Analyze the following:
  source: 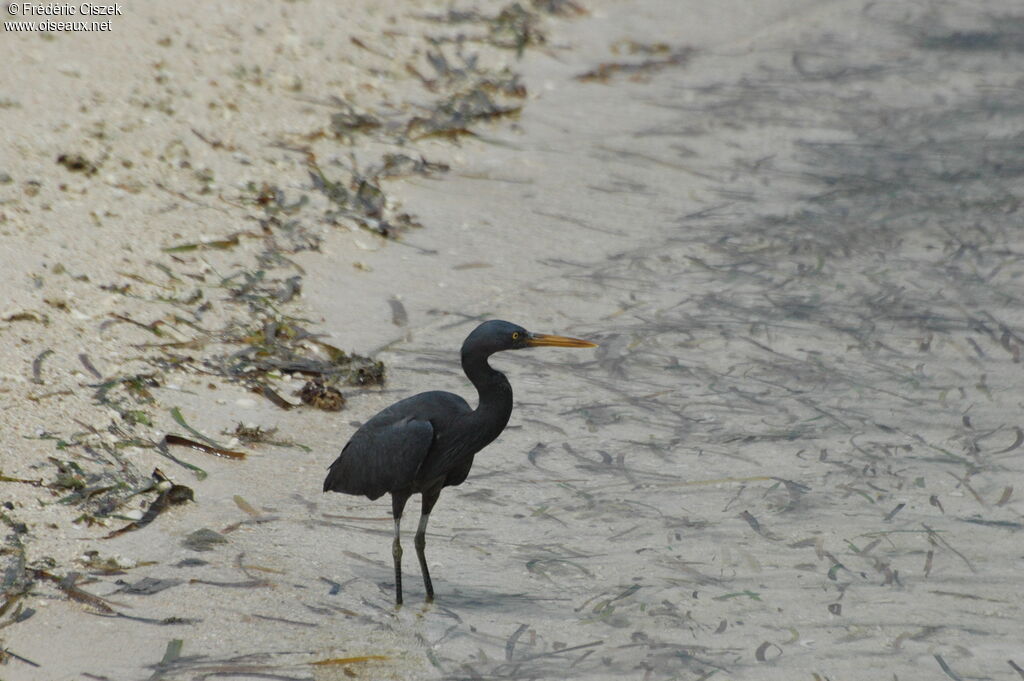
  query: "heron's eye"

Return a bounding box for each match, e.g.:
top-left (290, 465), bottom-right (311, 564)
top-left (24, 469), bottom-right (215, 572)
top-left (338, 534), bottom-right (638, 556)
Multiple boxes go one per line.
top-left (511, 332), bottom-right (520, 340)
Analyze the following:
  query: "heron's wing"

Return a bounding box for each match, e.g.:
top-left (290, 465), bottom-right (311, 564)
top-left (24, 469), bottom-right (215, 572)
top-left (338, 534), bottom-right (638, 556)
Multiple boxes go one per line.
top-left (323, 415), bottom-right (434, 500)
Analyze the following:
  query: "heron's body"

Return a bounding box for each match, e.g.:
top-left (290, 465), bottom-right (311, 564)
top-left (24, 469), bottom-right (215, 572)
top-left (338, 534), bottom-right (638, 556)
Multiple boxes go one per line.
top-left (323, 320), bottom-right (595, 604)
top-left (324, 374), bottom-right (510, 501)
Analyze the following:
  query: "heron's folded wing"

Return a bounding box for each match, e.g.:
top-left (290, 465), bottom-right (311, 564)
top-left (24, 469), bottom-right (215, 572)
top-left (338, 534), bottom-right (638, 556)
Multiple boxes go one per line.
top-left (323, 417), bottom-right (434, 499)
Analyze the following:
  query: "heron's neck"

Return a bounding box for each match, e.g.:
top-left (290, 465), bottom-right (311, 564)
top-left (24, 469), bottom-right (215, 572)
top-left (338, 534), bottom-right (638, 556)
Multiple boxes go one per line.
top-left (461, 350), bottom-right (513, 433)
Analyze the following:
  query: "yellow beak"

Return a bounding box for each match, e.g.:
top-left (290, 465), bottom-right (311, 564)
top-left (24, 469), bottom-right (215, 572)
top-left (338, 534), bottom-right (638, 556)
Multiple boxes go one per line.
top-left (525, 333), bottom-right (598, 348)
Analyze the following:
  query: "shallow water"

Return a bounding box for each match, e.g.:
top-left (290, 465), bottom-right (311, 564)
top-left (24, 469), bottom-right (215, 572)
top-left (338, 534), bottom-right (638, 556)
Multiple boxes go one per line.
top-left (297, 2), bottom-right (1024, 679)
top-left (306, 2), bottom-right (1024, 679)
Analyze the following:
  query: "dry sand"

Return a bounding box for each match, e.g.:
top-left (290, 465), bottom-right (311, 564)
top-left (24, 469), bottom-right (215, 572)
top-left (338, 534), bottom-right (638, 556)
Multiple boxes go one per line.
top-left (3, 0), bottom-right (1024, 679)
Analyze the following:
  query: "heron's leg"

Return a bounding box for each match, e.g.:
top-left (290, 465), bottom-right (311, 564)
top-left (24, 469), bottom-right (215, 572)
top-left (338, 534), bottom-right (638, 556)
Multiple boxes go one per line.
top-left (416, 486), bottom-right (442, 602)
top-left (391, 493), bottom-right (411, 606)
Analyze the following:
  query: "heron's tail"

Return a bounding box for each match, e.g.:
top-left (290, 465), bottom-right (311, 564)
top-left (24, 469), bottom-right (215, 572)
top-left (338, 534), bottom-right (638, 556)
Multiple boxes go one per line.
top-left (323, 456), bottom-right (345, 493)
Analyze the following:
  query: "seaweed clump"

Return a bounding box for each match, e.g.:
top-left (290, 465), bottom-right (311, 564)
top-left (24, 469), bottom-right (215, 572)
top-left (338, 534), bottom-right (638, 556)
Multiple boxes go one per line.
top-left (208, 318), bottom-right (383, 412)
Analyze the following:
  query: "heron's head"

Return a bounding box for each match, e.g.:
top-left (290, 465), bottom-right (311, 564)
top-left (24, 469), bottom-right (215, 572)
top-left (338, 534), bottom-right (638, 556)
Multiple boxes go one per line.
top-left (462, 320), bottom-right (597, 357)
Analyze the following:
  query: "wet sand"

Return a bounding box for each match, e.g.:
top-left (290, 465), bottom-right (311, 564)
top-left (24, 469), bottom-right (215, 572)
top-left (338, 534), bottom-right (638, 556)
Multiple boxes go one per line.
top-left (3, 0), bottom-right (1024, 679)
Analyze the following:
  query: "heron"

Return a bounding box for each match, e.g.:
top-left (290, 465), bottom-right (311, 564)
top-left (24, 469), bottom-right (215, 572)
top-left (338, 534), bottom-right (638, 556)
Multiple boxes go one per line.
top-left (323, 320), bottom-right (597, 604)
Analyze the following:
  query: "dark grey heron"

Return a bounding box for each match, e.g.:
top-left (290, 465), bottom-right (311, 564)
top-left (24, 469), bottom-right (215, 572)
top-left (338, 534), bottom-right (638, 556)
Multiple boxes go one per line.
top-left (323, 320), bottom-right (597, 604)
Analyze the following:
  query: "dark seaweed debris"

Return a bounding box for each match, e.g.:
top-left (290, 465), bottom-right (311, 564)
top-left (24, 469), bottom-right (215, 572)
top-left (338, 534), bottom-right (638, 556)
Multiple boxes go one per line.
top-left (10, 141), bottom-right (388, 608)
top-left (330, 104), bottom-right (383, 138)
top-left (371, 153), bottom-right (450, 179)
top-left (56, 152), bottom-right (99, 176)
top-left (92, 372), bottom-right (161, 426)
top-left (208, 318), bottom-right (384, 401)
top-left (406, 89), bottom-right (522, 140)
top-left (488, 3), bottom-right (544, 55)
top-left (297, 377), bottom-right (347, 412)
top-left (0, 647), bottom-right (40, 668)
top-left (227, 422), bottom-right (283, 446)
top-left (182, 529), bottom-right (228, 552)
top-left (105, 469), bottom-right (194, 539)
top-left (410, 49), bottom-right (527, 99)
top-left (305, 2), bottom-right (551, 253)
top-left (307, 155), bottom-right (425, 239)
top-left (165, 435), bottom-right (246, 460)
top-left (335, 6), bottom-right (537, 146)
top-left (47, 450), bottom-right (152, 523)
top-left (422, 1), bottom-right (563, 54)
top-left (1, 511), bottom-right (31, 631)
top-left (576, 47), bottom-right (696, 83)
top-left (531, 0), bottom-right (586, 16)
